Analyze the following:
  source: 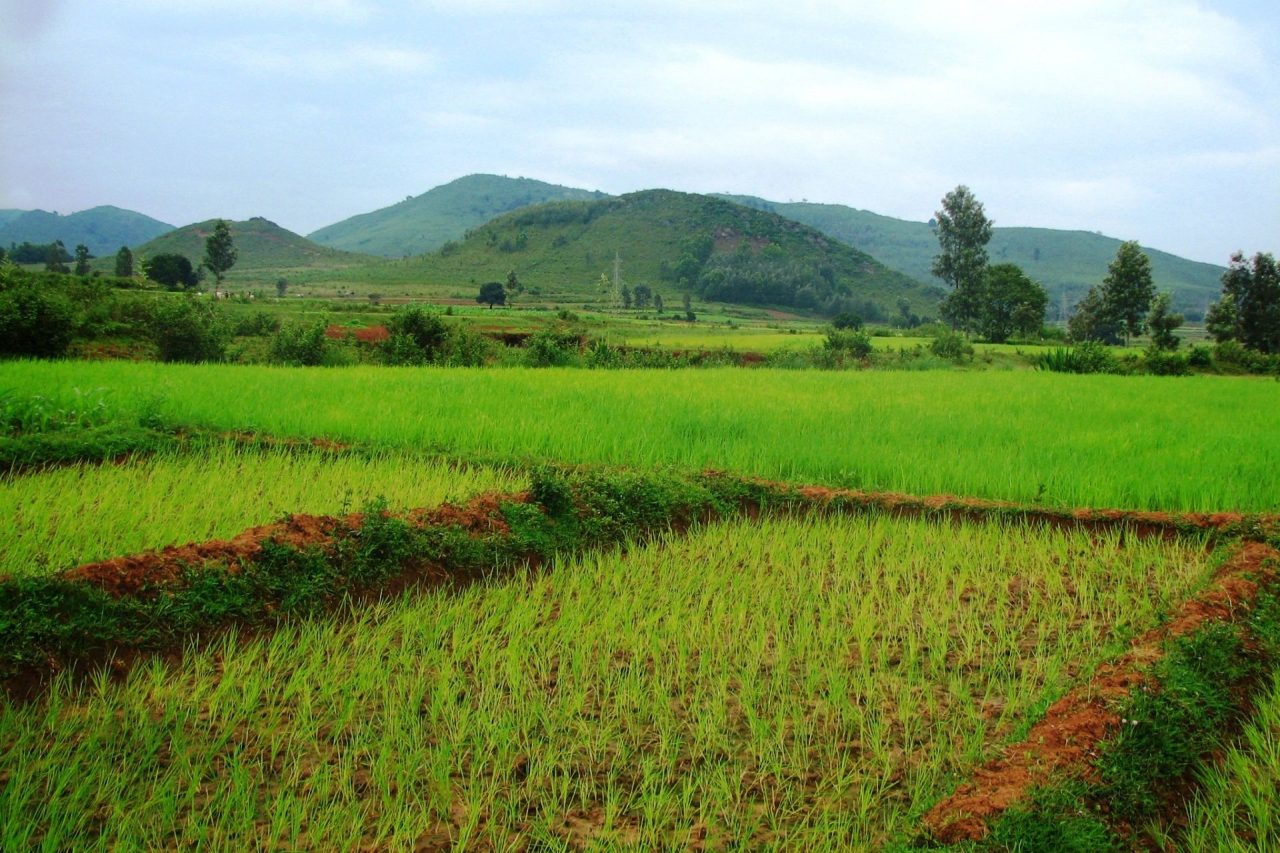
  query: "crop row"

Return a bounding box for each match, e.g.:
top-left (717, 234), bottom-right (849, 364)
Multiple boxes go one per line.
top-left (4, 360), bottom-right (1279, 510)
top-left (1, 443), bottom-right (524, 579)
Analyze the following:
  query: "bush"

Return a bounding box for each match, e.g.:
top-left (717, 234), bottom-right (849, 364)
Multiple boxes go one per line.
top-left (269, 321), bottom-right (331, 366)
top-left (233, 311), bottom-right (281, 337)
top-left (524, 329), bottom-right (581, 367)
top-left (831, 312), bottom-right (863, 330)
top-left (0, 278), bottom-right (76, 358)
top-left (1213, 340), bottom-right (1280, 374)
top-left (1142, 346), bottom-right (1190, 376)
top-left (824, 328), bottom-right (873, 359)
top-left (148, 297), bottom-right (230, 363)
top-left (1036, 341), bottom-right (1119, 374)
top-left (387, 306), bottom-right (448, 359)
top-left (929, 329), bottom-right (974, 361)
top-left (1187, 345), bottom-right (1212, 368)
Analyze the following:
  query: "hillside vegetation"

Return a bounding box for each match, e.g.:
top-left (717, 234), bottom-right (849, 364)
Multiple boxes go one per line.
top-left (307, 174), bottom-right (607, 258)
top-left (353, 190), bottom-right (941, 318)
top-left (0, 205), bottom-right (174, 255)
top-left (719, 195), bottom-right (1226, 313)
top-left (128, 217), bottom-right (370, 279)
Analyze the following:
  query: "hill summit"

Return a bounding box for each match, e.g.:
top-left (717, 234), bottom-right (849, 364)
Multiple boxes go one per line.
top-left (133, 217), bottom-right (369, 275)
top-left (308, 174), bottom-right (608, 258)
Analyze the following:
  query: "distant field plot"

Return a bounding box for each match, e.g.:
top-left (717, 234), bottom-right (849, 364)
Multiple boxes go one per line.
top-left (0, 513), bottom-right (1214, 850)
top-left (4, 361), bottom-right (1277, 511)
top-left (0, 444), bottom-right (524, 578)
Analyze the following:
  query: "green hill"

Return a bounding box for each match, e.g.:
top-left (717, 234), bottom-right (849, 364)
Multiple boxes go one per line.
top-left (0, 206), bottom-right (174, 256)
top-left (717, 195), bottom-right (1226, 314)
top-left (350, 190), bottom-right (942, 319)
top-left (308, 174), bottom-right (609, 258)
top-left (129, 217), bottom-right (371, 282)
top-left (0, 210), bottom-right (25, 228)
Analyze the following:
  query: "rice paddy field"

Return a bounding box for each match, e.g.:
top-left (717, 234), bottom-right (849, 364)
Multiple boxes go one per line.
top-left (0, 514), bottom-right (1215, 849)
top-left (3, 361), bottom-right (1279, 511)
top-left (2, 359), bottom-right (1279, 850)
top-left (0, 445), bottom-right (523, 579)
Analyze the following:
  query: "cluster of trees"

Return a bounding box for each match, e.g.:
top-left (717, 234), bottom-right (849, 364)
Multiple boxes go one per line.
top-left (1206, 252), bottom-right (1279, 354)
top-left (3, 240), bottom-right (73, 266)
top-left (931, 186), bottom-right (1049, 342)
top-left (1065, 241), bottom-right (1183, 349)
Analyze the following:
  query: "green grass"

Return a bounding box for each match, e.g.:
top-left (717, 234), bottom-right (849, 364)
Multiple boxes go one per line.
top-left (3, 361), bottom-right (1278, 512)
top-left (1174, 669), bottom-right (1280, 850)
top-left (0, 513), bottom-right (1212, 850)
top-left (0, 444), bottom-right (524, 578)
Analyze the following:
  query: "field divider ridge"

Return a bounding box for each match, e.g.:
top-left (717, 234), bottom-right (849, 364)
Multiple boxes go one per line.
top-left (3, 464), bottom-right (1275, 708)
top-left (919, 538), bottom-right (1280, 848)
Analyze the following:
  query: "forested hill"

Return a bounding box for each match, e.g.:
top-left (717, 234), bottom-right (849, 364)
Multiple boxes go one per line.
top-left (391, 189), bottom-right (943, 319)
top-left (0, 206), bottom-right (174, 256)
top-left (717, 195), bottom-right (1226, 313)
top-left (308, 174), bottom-right (609, 258)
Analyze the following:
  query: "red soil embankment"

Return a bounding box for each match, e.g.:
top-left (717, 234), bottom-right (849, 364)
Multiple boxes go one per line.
top-left (923, 540), bottom-right (1280, 844)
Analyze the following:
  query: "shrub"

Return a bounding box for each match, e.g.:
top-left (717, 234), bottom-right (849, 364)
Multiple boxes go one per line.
top-left (269, 321), bottom-right (331, 366)
top-left (387, 306), bottom-right (448, 358)
top-left (1187, 345), bottom-right (1213, 368)
top-left (824, 329), bottom-right (872, 359)
top-left (0, 277), bottom-right (76, 358)
top-left (148, 297), bottom-right (229, 363)
top-left (831, 312), bottom-right (863, 330)
top-left (1142, 345), bottom-right (1190, 376)
top-left (524, 329), bottom-right (581, 367)
top-left (1036, 341), bottom-right (1119, 374)
top-left (929, 329), bottom-right (974, 361)
top-left (233, 311), bottom-right (281, 337)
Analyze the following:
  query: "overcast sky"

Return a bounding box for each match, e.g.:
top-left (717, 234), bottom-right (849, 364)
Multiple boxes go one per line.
top-left (1, 0), bottom-right (1276, 264)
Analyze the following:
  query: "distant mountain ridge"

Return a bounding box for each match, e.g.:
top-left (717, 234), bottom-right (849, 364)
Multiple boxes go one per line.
top-left (308, 174), bottom-right (608, 257)
top-left (0, 206), bottom-right (174, 256)
top-left (131, 217), bottom-right (369, 276)
top-left (715, 195), bottom-right (1226, 312)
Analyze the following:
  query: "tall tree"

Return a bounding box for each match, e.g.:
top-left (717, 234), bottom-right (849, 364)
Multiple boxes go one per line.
top-left (1099, 240), bottom-right (1155, 345)
top-left (202, 219), bottom-right (237, 286)
top-left (114, 245), bottom-right (134, 278)
top-left (1068, 285), bottom-right (1123, 344)
top-left (932, 185), bottom-right (993, 333)
top-left (1209, 252), bottom-right (1280, 353)
top-left (73, 244), bottom-right (92, 276)
top-left (979, 263), bottom-right (1047, 343)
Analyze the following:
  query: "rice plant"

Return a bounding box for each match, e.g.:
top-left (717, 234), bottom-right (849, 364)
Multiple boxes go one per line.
top-left (0, 513), bottom-right (1213, 850)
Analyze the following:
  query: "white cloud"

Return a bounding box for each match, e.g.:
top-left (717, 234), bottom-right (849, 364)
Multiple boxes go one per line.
top-left (218, 40), bottom-right (435, 77)
top-left (121, 0), bottom-right (373, 22)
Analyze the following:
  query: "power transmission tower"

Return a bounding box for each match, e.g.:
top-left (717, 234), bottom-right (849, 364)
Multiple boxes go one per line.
top-left (613, 251), bottom-right (622, 306)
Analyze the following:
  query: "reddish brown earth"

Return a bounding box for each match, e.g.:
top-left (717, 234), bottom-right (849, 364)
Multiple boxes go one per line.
top-left (62, 492), bottom-right (527, 599)
top-left (922, 540), bottom-right (1280, 844)
top-left (324, 324), bottom-right (390, 343)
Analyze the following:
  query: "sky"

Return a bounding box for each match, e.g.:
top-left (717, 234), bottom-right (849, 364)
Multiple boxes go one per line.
top-left (1, 0), bottom-right (1276, 265)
